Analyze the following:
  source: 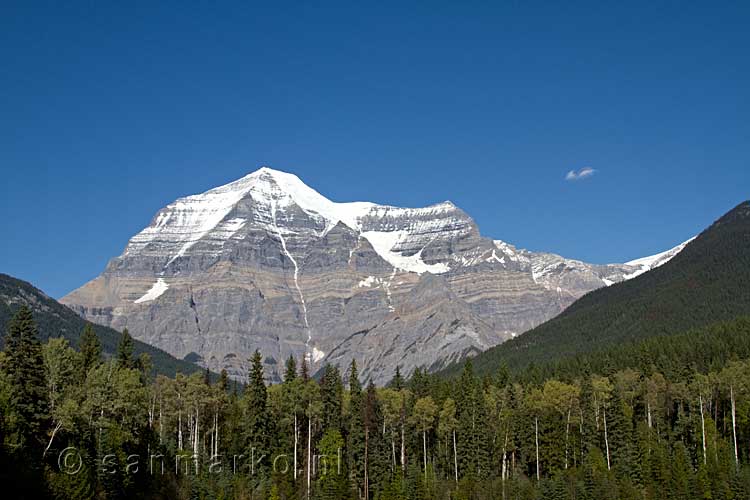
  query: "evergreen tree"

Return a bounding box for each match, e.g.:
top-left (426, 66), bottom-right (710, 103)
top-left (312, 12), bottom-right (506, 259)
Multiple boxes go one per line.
top-left (2, 306), bottom-right (50, 492)
top-left (78, 323), bottom-right (101, 377)
top-left (363, 381), bottom-right (390, 499)
top-left (390, 366), bottom-right (404, 391)
top-left (320, 364), bottom-right (343, 432)
top-left (347, 360), bottom-right (365, 497)
top-left (409, 367), bottom-right (429, 398)
top-left (219, 369), bottom-right (229, 393)
top-left (284, 355), bottom-right (297, 383)
top-left (245, 350), bottom-right (272, 474)
top-left (116, 328), bottom-right (135, 369)
top-left (3, 306), bottom-right (49, 450)
top-left (456, 360), bottom-right (487, 480)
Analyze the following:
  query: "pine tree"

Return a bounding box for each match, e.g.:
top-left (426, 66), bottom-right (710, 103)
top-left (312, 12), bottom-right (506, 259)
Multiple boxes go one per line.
top-left (284, 355), bottom-right (297, 383)
top-left (347, 360), bottom-right (365, 497)
top-left (2, 306), bottom-right (50, 491)
top-left (116, 328), bottom-right (135, 369)
top-left (78, 323), bottom-right (101, 377)
top-left (456, 360), bottom-right (480, 480)
top-left (390, 366), bottom-right (404, 391)
top-left (4, 306), bottom-right (49, 449)
top-left (364, 381), bottom-right (390, 499)
top-left (219, 369), bottom-right (229, 393)
top-left (409, 367), bottom-right (428, 398)
top-left (669, 441), bottom-right (692, 500)
top-left (245, 350), bottom-right (272, 474)
top-left (320, 364), bottom-right (343, 432)
top-left (471, 383), bottom-right (491, 479)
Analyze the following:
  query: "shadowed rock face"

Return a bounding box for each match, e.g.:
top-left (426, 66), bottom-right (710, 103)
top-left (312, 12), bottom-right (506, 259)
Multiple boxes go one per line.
top-left (61, 168), bottom-right (687, 384)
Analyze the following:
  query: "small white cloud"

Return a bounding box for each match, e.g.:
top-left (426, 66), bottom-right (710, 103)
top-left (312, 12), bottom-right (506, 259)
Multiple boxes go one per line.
top-left (565, 167), bottom-right (597, 181)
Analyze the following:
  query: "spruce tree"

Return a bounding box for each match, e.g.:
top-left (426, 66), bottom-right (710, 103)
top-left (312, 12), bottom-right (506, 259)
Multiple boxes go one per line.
top-left (245, 350), bottom-right (271, 472)
top-left (347, 360), bottom-right (365, 496)
top-left (409, 367), bottom-right (428, 398)
top-left (456, 360), bottom-right (476, 479)
top-left (78, 323), bottom-right (101, 376)
top-left (320, 364), bottom-right (343, 432)
top-left (284, 355), bottom-right (297, 383)
top-left (219, 369), bottom-right (229, 393)
top-left (390, 366), bottom-right (404, 391)
top-left (2, 306), bottom-right (50, 486)
top-left (116, 328), bottom-right (135, 369)
top-left (364, 381), bottom-right (390, 497)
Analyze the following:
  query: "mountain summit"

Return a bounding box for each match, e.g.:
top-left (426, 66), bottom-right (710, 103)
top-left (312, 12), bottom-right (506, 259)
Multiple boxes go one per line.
top-left (62, 167), bottom-right (689, 383)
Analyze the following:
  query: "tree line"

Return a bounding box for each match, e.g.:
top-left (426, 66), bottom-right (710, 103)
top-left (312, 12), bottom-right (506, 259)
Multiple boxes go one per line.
top-left (1, 305), bottom-right (750, 499)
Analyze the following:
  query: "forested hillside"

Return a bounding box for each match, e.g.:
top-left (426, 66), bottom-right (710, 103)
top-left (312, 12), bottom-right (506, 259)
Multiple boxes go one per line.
top-left (0, 273), bottom-right (205, 378)
top-left (449, 200), bottom-right (750, 377)
top-left (2, 306), bottom-right (750, 499)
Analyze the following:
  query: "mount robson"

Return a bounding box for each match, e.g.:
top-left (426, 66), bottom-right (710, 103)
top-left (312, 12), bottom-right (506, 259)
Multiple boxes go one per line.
top-left (61, 167), bottom-right (691, 384)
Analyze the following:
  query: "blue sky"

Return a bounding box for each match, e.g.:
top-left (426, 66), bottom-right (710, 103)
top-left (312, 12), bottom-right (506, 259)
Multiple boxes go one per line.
top-left (1, 1), bottom-right (748, 298)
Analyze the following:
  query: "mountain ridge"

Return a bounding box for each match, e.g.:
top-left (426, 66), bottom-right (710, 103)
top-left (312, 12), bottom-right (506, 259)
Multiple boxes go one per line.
top-left (61, 167), bottom-right (692, 383)
top-left (444, 200), bottom-right (750, 377)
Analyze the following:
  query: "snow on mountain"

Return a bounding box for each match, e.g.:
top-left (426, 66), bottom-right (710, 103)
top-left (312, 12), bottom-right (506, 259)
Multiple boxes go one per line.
top-left (125, 167), bottom-right (462, 275)
top-left (63, 167), bottom-right (695, 384)
top-left (127, 174), bottom-right (256, 263)
top-left (623, 237), bottom-right (696, 279)
top-left (134, 278), bottom-right (169, 303)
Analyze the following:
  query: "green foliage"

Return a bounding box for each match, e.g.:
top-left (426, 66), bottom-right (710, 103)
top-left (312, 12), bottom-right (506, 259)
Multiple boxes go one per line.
top-left (320, 364), bottom-right (343, 432)
top-left (245, 350), bottom-right (272, 474)
top-left (2, 306), bottom-right (50, 495)
top-left (116, 328), bottom-right (135, 369)
top-left (4, 306), bottom-right (50, 454)
top-left (78, 324), bottom-right (101, 377)
top-left (0, 328), bottom-right (749, 498)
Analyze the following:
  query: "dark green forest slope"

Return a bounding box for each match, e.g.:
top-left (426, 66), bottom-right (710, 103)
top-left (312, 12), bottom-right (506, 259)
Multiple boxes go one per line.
top-left (0, 273), bottom-right (204, 377)
top-left (448, 200), bottom-right (750, 378)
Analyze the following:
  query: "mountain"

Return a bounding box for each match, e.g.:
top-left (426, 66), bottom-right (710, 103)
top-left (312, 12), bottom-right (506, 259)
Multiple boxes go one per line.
top-left (61, 167), bottom-right (688, 384)
top-left (448, 200), bottom-right (750, 377)
top-left (0, 273), bottom-right (206, 378)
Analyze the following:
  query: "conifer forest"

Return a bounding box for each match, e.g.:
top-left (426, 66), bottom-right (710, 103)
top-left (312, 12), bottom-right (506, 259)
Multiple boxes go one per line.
top-left (2, 305), bottom-right (750, 499)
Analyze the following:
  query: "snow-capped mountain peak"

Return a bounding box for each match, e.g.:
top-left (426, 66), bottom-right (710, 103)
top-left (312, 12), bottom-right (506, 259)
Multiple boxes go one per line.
top-left (66, 167), bottom-right (697, 384)
top-left (246, 167), bottom-right (377, 231)
top-left (125, 167), bottom-right (468, 275)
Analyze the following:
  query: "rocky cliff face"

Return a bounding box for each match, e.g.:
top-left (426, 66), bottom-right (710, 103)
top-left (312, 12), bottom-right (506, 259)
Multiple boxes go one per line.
top-left (61, 168), bottom-right (688, 384)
